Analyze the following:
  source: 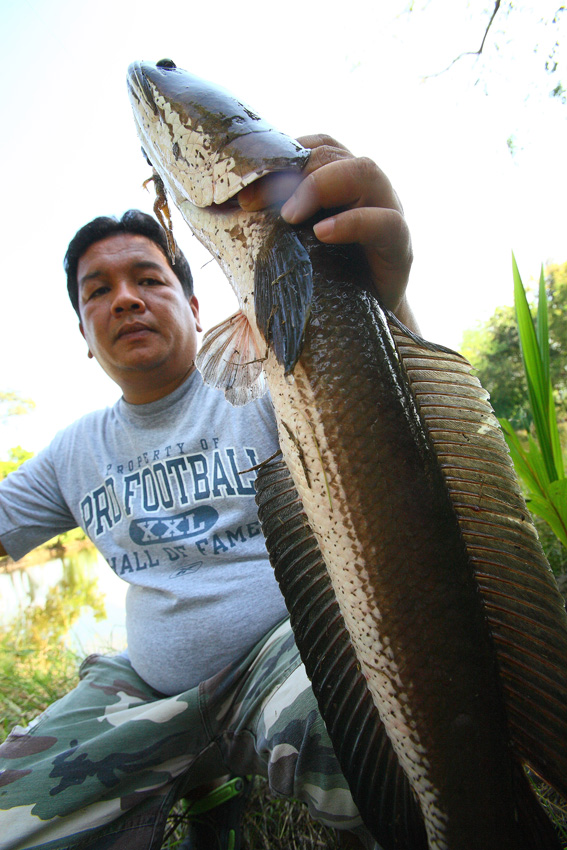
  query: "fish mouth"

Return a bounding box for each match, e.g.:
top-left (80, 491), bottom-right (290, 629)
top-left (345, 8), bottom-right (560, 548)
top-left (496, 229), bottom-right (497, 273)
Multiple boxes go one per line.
top-left (127, 61), bottom-right (158, 117)
top-left (197, 171), bottom-right (301, 216)
top-left (207, 196), bottom-right (243, 213)
top-left (127, 60), bottom-right (310, 209)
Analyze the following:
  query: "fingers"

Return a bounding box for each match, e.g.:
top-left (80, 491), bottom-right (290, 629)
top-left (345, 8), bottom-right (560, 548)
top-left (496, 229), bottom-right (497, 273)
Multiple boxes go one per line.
top-left (295, 133), bottom-right (351, 153)
top-left (281, 156), bottom-right (402, 225)
top-left (237, 133), bottom-right (414, 323)
top-left (238, 135), bottom-right (352, 212)
top-left (295, 134), bottom-right (353, 174)
top-left (312, 203), bottom-right (413, 317)
top-left (313, 206), bottom-right (410, 258)
top-left (238, 172), bottom-right (303, 212)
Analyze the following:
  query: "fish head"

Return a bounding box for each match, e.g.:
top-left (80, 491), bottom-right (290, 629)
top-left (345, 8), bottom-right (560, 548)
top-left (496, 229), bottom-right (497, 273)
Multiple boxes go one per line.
top-left (127, 59), bottom-right (309, 211)
top-left (127, 60), bottom-right (315, 389)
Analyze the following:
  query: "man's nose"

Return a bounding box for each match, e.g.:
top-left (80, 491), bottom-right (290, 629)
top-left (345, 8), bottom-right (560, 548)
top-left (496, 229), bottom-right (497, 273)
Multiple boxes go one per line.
top-left (111, 283), bottom-right (145, 314)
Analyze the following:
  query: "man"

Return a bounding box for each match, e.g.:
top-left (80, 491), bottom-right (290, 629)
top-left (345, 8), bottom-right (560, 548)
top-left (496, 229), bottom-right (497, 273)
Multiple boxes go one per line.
top-left (0, 137), bottom-right (415, 850)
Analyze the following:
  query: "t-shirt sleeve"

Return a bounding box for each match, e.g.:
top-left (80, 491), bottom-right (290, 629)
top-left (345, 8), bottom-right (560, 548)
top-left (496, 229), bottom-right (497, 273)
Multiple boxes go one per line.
top-left (0, 441), bottom-right (78, 561)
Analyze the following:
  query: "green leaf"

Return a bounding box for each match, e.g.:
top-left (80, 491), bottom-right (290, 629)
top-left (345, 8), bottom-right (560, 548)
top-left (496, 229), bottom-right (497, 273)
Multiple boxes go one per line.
top-left (535, 264), bottom-right (564, 478)
top-left (512, 255), bottom-right (558, 482)
top-left (527, 479), bottom-right (567, 550)
top-left (549, 380), bottom-right (565, 479)
top-left (536, 266), bottom-right (549, 384)
top-left (499, 418), bottom-right (548, 497)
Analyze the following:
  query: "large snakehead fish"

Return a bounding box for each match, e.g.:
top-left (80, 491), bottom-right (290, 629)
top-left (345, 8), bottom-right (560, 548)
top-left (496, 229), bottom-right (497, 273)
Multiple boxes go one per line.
top-left (127, 59), bottom-right (567, 849)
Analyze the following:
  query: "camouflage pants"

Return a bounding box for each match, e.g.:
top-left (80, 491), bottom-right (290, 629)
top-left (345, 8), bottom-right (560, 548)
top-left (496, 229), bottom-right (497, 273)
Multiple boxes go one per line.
top-left (0, 618), bottom-right (376, 850)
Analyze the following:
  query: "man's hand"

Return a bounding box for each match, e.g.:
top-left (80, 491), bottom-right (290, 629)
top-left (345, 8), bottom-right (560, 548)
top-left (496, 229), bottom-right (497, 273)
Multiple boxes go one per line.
top-left (238, 134), bottom-right (417, 332)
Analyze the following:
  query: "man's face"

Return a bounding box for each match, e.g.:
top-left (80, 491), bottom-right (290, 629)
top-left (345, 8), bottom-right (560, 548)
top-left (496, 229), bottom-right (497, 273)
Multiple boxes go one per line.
top-left (78, 233), bottom-right (202, 404)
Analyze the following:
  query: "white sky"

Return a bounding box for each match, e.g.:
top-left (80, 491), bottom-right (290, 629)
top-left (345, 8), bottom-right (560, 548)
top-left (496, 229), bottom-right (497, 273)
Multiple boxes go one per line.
top-left (1, 0), bottom-right (565, 455)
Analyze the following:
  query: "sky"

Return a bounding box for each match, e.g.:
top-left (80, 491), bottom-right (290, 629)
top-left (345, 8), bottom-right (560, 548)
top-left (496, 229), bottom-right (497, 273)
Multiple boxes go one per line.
top-left (1, 0), bottom-right (565, 455)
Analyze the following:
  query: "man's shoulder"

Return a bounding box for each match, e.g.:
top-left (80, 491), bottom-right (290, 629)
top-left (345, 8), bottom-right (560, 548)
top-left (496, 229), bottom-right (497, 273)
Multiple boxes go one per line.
top-left (51, 401), bottom-right (120, 447)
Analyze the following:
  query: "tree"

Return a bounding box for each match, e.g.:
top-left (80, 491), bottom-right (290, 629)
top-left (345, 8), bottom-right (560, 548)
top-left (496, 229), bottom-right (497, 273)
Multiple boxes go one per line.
top-left (462, 261), bottom-right (567, 425)
top-left (0, 391), bottom-right (35, 479)
top-left (406, 1), bottom-right (566, 103)
top-left (0, 446), bottom-right (34, 481)
top-left (0, 391), bottom-right (35, 422)
top-left (461, 305), bottom-right (529, 425)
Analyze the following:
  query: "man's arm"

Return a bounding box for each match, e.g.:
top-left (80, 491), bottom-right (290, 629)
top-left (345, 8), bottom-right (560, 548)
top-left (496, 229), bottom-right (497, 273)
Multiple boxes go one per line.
top-left (0, 445), bottom-right (78, 563)
top-left (238, 134), bottom-right (416, 332)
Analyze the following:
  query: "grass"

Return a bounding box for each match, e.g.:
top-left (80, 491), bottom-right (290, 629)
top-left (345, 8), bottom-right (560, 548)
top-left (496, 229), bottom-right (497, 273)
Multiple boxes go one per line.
top-left (0, 661), bottom-right (339, 849)
top-left (0, 596), bottom-right (339, 850)
top-left (1, 569), bottom-right (567, 849)
top-left (240, 782), bottom-right (340, 850)
top-left (528, 771), bottom-right (567, 848)
top-left (0, 656), bottom-right (338, 848)
top-left (3, 633), bottom-right (567, 850)
top-left (161, 783), bottom-right (340, 849)
top-left (0, 642), bottom-right (80, 739)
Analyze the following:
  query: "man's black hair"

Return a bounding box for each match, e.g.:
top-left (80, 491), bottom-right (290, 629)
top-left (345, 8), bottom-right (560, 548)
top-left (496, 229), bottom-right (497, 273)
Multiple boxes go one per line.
top-left (64, 209), bottom-right (193, 316)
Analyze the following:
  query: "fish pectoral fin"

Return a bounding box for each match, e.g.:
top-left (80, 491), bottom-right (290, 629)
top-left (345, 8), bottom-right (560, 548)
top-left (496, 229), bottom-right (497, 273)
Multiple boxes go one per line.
top-left (254, 217), bottom-right (313, 375)
top-left (195, 310), bottom-right (267, 406)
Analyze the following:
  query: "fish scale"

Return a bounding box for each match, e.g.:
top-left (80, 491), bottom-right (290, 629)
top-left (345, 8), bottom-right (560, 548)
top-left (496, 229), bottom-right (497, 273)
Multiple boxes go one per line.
top-left (127, 59), bottom-right (567, 849)
top-left (245, 252), bottom-right (529, 848)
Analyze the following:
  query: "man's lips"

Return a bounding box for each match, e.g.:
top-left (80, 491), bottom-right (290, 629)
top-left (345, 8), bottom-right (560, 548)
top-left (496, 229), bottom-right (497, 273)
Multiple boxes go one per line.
top-left (115, 322), bottom-right (155, 341)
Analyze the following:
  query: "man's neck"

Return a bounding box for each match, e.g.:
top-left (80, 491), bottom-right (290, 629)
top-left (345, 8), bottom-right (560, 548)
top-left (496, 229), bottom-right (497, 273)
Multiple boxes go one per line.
top-left (121, 363), bottom-right (196, 405)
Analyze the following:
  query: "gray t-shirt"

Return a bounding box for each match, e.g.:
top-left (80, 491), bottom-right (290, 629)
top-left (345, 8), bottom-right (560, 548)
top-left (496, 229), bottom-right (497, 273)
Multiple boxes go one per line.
top-left (0, 371), bottom-right (287, 694)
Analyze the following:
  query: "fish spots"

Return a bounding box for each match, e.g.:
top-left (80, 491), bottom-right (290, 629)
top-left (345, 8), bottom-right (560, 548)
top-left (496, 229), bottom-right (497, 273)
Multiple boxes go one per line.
top-left (282, 420), bottom-right (312, 488)
top-left (242, 105), bottom-right (261, 121)
top-left (226, 224), bottom-right (248, 246)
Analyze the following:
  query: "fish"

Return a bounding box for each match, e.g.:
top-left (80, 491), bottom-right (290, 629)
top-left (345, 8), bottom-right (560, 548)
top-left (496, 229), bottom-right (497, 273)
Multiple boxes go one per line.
top-left (127, 59), bottom-right (567, 849)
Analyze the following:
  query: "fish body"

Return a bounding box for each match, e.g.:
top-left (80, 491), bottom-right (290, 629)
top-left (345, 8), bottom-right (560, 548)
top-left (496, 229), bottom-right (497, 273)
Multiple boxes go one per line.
top-left (127, 60), bottom-right (567, 849)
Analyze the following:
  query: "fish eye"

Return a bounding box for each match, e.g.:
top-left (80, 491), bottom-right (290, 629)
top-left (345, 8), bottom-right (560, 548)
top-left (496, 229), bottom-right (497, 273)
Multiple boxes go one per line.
top-left (156, 58), bottom-right (176, 69)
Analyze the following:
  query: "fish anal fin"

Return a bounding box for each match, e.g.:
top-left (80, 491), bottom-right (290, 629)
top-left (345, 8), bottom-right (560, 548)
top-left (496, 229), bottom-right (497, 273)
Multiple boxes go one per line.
top-left (388, 313), bottom-right (567, 804)
top-left (255, 458), bottom-right (428, 850)
top-left (195, 310), bottom-right (267, 406)
top-left (254, 216), bottom-right (313, 375)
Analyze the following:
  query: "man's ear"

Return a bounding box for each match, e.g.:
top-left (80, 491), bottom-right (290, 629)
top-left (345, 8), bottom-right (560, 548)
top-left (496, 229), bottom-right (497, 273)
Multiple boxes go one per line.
top-left (79, 322), bottom-right (94, 359)
top-left (191, 296), bottom-right (203, 333)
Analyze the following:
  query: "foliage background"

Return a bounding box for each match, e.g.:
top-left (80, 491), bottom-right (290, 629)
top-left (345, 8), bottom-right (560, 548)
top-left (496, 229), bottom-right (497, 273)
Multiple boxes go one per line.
top-left (462, 262), bottom-right (567, 427)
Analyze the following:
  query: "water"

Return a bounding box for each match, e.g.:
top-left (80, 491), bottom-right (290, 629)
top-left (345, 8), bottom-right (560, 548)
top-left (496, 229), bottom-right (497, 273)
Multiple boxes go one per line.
top-left (0, 546), bottom-right (128, 656)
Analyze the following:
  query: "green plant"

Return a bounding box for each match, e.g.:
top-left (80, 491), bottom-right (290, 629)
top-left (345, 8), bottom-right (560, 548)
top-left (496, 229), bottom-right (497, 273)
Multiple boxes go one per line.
top-left (161, 780), bottom-right (341, 850)
top-left (0, 557), bottom-right (106, 734)
top-left (499, 256), bottom-right (567, 560)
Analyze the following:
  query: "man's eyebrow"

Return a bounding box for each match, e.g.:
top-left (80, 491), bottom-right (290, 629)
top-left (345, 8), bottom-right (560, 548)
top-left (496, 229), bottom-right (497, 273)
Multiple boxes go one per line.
top-left (79, 260), bottom-right (167, 287)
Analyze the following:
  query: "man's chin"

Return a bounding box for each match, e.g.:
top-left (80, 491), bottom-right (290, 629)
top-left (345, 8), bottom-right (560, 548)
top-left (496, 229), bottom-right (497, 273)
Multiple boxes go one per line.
top-left (103, 352), bottom-right (168, 382)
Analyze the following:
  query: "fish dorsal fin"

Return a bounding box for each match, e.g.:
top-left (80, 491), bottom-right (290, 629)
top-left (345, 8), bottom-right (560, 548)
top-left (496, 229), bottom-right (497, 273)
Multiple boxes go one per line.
top-left (388, 312), bottom-right (567, 800)
top-left (254, 216), bottom-right (313, 375)
top-left (255, 458), bottom-right (428, 850)
top-left (195, 310), bottom-right (267, 406)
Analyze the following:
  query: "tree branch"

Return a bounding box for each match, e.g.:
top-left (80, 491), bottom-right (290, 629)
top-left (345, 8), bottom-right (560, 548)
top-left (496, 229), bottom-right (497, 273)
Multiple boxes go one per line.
top-left (477, 0), bottom-right (502, 55)
top-left (426, 0), bottom-right (503, 78)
